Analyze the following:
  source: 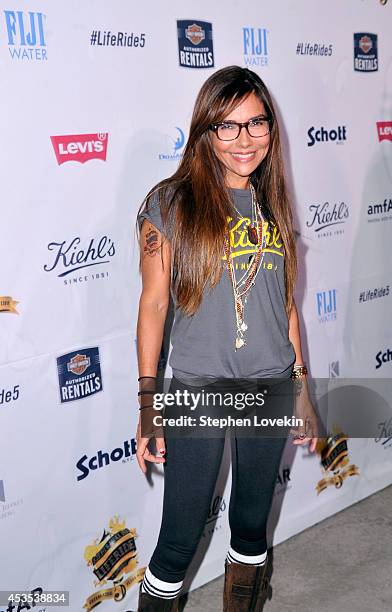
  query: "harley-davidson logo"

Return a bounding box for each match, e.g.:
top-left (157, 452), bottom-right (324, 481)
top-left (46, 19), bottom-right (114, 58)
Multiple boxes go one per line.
top-left (359, 35), bottom-right (372, 54)
top-left (68, 354), bottom-right (91, 375)
top-left (185, 23), bottom-right (205, 45)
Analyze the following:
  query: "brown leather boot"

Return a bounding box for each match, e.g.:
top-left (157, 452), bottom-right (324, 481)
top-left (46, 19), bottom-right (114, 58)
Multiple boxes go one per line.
top-left (137, 583), bottom-right (180, 611)
top-left (223, 558), bottom-right (269, 612)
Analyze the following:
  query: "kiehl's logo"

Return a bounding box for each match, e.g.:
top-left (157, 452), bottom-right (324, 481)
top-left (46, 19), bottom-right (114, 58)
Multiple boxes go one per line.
top-left (50, 132), bottom-right (109, 165)
top-left (377, 121), bottom-right (392, 142)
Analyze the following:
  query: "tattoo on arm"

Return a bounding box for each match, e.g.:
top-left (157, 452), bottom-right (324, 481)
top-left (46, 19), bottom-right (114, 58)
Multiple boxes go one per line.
top-left (143, 224), bottom-right (161, 257)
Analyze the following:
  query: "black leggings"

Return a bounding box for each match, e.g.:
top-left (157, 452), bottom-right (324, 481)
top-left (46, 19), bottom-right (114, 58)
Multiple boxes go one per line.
top-left (149, 376), bottom-right (292, 583)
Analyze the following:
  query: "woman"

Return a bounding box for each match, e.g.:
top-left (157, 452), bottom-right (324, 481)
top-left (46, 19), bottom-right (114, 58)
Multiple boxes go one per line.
top-left (136, 66), bottom-right (317, 611)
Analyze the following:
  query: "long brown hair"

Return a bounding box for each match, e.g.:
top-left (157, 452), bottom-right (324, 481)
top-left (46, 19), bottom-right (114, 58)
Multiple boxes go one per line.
top-left (137, 65), bottom-right (297, 318)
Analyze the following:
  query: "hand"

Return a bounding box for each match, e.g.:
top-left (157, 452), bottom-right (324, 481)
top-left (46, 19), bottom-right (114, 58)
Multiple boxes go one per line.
top-left (290, 376), bottom-right (318, 453)
top-left (135, 412), bottom-right (166, 474)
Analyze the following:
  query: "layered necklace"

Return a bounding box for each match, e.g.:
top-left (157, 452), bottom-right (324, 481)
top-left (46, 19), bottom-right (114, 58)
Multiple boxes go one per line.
top-left (223, 183), bottom-right (266, 350)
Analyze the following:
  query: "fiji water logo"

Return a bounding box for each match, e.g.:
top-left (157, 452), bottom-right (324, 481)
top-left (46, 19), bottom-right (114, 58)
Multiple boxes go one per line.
top-left (377, 121), bottom-right (392, 142)
top-left (44, 235), bottom-right (115, 277)
top-left (158, 127), bottom-right (185, 161)
top-left (4, 10), bottom-right (47, 61)
top-left (50, 133), bottom-right (109, 165)
top-left (177, 19), bottom-right (214, 68)
top-left (57, 347), bottom-right (102, 403)
top-left (316, 289), bottom-right (337, 323)
top-left (354, 33), bottom-right (378, 72)
top-left (243, 27), bottom-right (268, 67)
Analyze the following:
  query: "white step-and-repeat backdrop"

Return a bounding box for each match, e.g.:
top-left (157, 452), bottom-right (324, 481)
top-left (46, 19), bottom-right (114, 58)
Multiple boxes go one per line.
top-left (1, 1), bottom-right (392, 610)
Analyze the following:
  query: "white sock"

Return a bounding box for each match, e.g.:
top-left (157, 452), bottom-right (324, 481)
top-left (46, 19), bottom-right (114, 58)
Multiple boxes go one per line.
top-left (226, 546), bottom-right (267, 566)
top-left (141, 566), bottom-right (183, 599)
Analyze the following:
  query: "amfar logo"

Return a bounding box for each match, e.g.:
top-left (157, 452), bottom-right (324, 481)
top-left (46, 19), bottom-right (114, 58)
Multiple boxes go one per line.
top-left (377, 122), bottom-right (392, 142)
top-left (50, 133), bottom-right (109, 165)
top-left (367, 198), bottom-right (392, 222)
top-left (44, 235), bottom-right (115, 277)
top-left (4, 10), bottom-right (47, 60)
top-left (308, 125), bottom-right (347, 146)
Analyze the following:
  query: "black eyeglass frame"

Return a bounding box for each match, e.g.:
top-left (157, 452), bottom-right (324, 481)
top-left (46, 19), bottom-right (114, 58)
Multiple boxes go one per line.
top-left (208, 115), bottom-right (273, 141)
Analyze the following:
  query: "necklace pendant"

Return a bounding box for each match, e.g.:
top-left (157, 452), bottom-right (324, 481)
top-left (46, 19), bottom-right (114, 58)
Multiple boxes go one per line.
top-left (248, 225), bottom-right (259, 245)
top-left (235, 337), bottom-right (245, 349)
top-left (240, 321), bottom-right (248, 332)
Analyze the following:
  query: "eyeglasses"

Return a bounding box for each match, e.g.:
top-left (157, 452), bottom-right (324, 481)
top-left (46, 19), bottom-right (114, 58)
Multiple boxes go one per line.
top-left (209, 116), bottom-right (272, 141)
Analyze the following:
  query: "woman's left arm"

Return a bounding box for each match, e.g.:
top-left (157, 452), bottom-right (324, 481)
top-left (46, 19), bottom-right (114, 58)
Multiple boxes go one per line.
top-left (288, 300), bottom-right (304, 365)
top-left (288, 300), bottom-right (318, 452)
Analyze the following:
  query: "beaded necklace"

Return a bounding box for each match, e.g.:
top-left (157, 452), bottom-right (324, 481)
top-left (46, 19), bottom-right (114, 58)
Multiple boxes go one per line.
top-left (224, 183), bottom-right (266, 350)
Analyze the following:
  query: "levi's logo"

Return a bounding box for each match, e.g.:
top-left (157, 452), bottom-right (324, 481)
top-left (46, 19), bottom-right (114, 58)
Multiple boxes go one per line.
top-left (50, 132), bottom-right (109, 165)
top-left (377, 122), bottom-right (392, 142)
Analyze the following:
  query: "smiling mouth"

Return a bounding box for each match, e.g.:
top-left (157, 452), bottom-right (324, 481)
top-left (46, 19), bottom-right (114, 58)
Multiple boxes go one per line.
top-left (230, 152), bottom-right (257, 162)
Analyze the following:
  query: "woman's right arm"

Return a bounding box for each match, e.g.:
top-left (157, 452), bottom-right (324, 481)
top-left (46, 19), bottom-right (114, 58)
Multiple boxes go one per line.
top-left (136, 219), bottom-right (171, 473)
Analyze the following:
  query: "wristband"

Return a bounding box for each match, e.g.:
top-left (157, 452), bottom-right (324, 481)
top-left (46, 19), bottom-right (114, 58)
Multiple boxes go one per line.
top-left (138, 376), bottom-right (163, 438)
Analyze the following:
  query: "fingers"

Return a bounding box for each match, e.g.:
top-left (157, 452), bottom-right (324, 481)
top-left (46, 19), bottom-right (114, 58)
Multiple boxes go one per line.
top-left (135, 435), bottom-right (166, 474)
top-left (136, 437), bottom-right (148, 473)
top-left (156, 437), bottom-right (166, 457)
top-left (291, 415), bottom-right (318, 451)
top-left (292, 436), bottom-right (318, 453)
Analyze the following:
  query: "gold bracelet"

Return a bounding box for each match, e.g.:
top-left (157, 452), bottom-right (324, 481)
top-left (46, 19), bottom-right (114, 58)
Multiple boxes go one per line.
top-left (291, 364), bottom-right (308, 379)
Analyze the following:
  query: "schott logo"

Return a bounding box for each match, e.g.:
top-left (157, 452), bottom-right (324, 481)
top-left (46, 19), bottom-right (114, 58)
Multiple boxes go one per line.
top-left (44, 236), bottom-right (115, 277)
top-left (307, 125), bottom-right (347, 147)
top-left (306, 202), bottom-right (349, 231)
